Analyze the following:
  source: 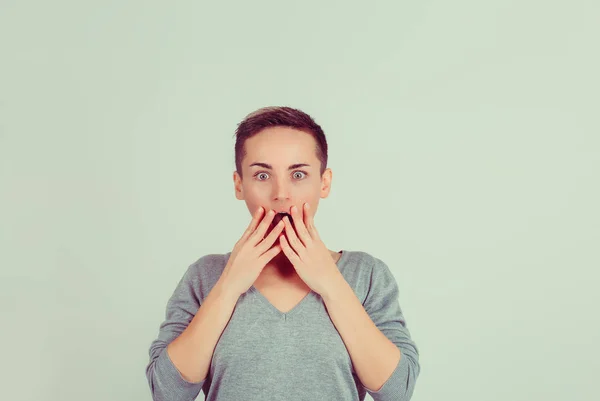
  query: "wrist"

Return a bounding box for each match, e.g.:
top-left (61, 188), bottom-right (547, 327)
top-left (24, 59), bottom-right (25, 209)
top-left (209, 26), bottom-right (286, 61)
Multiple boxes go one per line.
top-left (321, 270), bottom-right (347, 302)
top-left (214, 277), bottom-right (242, 301)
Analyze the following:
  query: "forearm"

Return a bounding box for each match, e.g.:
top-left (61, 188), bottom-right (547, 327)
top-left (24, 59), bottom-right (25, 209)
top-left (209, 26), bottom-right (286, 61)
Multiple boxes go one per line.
top-left (167, 279), bottom-right (240, 383)
top-left (321, 273), bottom-right (401, 392)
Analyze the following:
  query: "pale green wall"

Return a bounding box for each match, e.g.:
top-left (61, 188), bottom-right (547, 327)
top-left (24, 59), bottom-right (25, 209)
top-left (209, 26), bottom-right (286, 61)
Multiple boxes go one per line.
top-left (1, 1), bottom-right (598, 400)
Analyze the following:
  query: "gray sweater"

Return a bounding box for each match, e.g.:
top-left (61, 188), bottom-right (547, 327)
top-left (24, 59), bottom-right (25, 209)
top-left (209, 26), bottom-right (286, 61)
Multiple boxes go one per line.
top-left (145, 250), bottom-right (420, 401)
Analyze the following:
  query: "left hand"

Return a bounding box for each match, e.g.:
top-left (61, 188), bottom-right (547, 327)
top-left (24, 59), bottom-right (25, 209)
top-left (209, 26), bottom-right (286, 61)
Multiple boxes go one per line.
top-left (279, 202), bottom-right (342, 297)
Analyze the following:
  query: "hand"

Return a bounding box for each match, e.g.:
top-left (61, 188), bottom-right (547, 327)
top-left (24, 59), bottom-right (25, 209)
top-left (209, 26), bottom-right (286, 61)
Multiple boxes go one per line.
top-left (279, 202), bottom-right (342, 297)
top-left (220, 207), bottom-right (285, 297)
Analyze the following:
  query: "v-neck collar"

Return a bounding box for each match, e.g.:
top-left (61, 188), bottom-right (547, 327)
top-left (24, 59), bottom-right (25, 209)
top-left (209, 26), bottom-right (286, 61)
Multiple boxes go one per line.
top-left (248, 249), bottom-right (348, 318)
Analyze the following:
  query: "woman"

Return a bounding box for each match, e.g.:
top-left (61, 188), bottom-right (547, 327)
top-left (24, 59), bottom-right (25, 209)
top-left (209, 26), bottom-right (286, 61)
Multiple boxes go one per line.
top-left (145, 106), bottom-right (421, 401)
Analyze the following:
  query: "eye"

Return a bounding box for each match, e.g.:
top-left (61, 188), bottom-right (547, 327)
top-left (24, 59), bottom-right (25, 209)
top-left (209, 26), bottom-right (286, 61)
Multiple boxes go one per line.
top-left (254, 171), bottom-right (308, 181)
top-left (256, 172), bottom-right (269, 181)
top-left (293, 171), bottom-right (307, 179)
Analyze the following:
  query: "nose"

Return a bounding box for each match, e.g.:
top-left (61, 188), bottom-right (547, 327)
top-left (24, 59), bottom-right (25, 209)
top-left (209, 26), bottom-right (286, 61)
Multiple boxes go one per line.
top-left (272, 176), bottom-right (291, 201)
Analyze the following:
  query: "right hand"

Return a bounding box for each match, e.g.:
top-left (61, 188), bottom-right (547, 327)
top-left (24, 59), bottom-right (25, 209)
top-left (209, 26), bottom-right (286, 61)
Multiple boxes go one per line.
top-left (219, 207), bottom-right (285, 297)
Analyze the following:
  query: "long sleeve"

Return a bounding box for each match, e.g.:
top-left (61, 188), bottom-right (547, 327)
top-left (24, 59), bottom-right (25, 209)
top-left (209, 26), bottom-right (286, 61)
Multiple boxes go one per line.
top-left (362, 257), bottom-right (421, 401)
top-left (145, 264), bottom-right (206, 401)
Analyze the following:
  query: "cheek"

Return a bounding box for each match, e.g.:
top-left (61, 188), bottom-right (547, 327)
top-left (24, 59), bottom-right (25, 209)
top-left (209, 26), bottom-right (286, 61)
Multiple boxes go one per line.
top-left (243, 190), bottom-right (266, 205)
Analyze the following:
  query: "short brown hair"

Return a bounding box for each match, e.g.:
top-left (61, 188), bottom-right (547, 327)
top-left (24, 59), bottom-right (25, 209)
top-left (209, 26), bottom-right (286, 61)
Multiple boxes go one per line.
top-left (234, 106), bottom-right (328, 180)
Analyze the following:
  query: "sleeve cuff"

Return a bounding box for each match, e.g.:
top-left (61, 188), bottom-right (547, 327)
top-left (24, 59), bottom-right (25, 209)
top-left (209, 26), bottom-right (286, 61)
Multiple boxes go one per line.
top-left (366, 352), bottom-right (412, 401)
top-left (154, 348), bottom-right (206, 396)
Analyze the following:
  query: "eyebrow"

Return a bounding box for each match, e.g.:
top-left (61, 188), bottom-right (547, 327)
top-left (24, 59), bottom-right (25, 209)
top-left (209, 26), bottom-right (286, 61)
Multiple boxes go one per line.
top-left (249, 162), bottom-right (310, 170)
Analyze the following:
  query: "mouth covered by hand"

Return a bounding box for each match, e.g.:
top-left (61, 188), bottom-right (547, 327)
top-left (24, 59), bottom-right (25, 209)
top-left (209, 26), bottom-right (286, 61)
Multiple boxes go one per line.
top-left (272, 212), bottom-right (290, 226)
top-left (266, 211), bottom-right (297, 239)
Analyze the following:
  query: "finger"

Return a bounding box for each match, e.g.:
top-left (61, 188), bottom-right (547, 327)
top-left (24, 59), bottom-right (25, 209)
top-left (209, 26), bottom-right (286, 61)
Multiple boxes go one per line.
top-left (242, 207), bottom-right (264, 240)
top-left (249, 209), bottom-right (276, 245)
top-left (304, 203), bottom-right (320, 240)
top-left (291, 204), bottom-right (311, 246)
top-left (256, 220), bottom-right (285, 254)
top-left (283, 216), bottom-right (305, 255)
top-left (279, 234), bottom-right (299, 263)
top-left (259, 243), bottom-right (282, 264)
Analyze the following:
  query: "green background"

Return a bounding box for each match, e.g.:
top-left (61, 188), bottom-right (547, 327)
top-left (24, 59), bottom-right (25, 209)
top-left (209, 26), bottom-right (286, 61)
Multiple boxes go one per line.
top-left (1, 1), bottom-right (598, 400)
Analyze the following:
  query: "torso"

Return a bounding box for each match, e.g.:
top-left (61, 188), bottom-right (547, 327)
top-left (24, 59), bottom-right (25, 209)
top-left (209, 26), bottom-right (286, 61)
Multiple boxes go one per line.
top-left (252, 250), bottom-right (342, 314)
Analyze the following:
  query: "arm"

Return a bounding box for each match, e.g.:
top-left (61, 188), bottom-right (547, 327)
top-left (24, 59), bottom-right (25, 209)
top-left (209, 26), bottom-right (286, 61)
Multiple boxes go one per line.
top-left (145, 265), bottom-right (240, 401)
top-left (321, 258), bottom-right (420, 401)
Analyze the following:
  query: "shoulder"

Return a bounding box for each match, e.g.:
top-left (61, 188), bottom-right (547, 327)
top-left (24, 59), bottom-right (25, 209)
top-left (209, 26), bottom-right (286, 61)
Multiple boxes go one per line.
top-left (337, 250), bottom-right (395, 301)
top-left (341, 249), bottom-right (389, 274)
top-left (189, 252), bottom-right (230, 271)
top-left (342, 249), bottom-right (397, 288)
top-left (178, 252), bottom-right (230, 301)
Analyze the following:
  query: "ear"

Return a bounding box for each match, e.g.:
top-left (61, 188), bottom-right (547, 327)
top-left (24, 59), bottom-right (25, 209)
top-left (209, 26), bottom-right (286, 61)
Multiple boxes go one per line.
top-left (233, 171), bottom-right (244, 200)
top-left (320, 168), bottom-right (333, 199)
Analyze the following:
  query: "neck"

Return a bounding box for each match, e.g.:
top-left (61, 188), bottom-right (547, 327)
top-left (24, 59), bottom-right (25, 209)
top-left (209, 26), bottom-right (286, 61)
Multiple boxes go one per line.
top-left (263, 252), bottom-right (298, 278)
top-left (263, 250), bottom-right (339, 279)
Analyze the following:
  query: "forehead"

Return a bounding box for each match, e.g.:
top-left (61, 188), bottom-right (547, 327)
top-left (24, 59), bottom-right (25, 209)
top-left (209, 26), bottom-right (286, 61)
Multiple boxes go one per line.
top-left (244, 127), bottom-right (318, 161)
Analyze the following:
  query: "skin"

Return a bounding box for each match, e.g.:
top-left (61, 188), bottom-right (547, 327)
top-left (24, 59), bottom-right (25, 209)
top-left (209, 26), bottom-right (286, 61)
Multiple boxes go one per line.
top-left (233, 126), bottom-right (341, 280)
